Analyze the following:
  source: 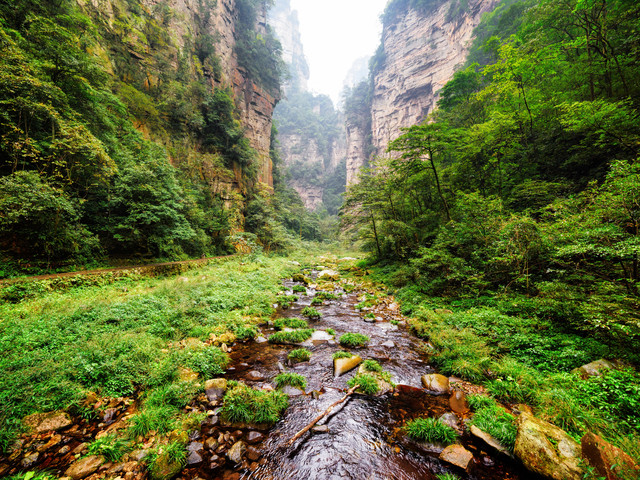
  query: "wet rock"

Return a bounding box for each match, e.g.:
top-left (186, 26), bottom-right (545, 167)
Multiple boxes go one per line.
top-left (21, 452), bottom-right (39, 468)
top-left (317, 270), bottom-right (340, 281)
top-left (280, 385), bottom-right (305, 396)
top-left (209, 454), bottom-right (223, 469)
top-left (449, 390), bottom-right (469, 414)
top-left (227, 441), bottom-right (247, 464)
top-left (334, 355), bottom-right (363, 376)
top-left (364, 317), bottom-right (375, 323)
top-left (514, 412), bottom-right (583, 480)
top-left (310, 330), bottom-right (332, 341)
top-left (381, 341), bottom-right (395, 348)
top-left (205, 378), bottom-right (227, 402)
top-left (246, 446), bottom-right (261, 461)
top-left (439, 444), bottom-right (474, 471)
top-left (581, 432), bottom-right (640, 480)
top-left (256, 336), bottom-right (268, 344)
top-left (37, 434), bottom-right (62, 452)
top-left (58, 445), bottom-right (70, 455)
top-left (130, 449), bottom-right (149, 462)
top-left (421, 374), bottom-right (450, 395)
top-left (189, 430), bottom-right (201, 441)
top-left (312, 425), bottom-right (329, 434)
top-left (470, 425), bottom-right (512, 457)
top-left (65, 455), bottom-right (105, 479)
top-left (188, 442), bottom-right (203, 453)
top-left (292, 274), bottom-right (311, 285)
top-left (573, 359), bottom-right (615, 379)
top-left (23, 411), bottom-right (72, 433)
top-left (438, 413), bottom-right (459, 430)
top-left (103, 408), bottom-right (118, 424)
top-left (246, 431), bottom-right (264, 444)
top-left (246, 370), bottom-right (265, 381)
top-left (149, 449), bottom-right (184, 480)
top-left (513, 404), bottom-right (533, 416)
top-left (205, 437), bottom-right (219, 451)
top-left (388, 302), bottom-right (399, 311)
top-left (186, 451), bottom-right (203, 466)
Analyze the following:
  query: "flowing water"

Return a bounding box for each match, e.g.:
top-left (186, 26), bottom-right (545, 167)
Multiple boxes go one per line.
top-left (210, 273), bottom-right (538, 480)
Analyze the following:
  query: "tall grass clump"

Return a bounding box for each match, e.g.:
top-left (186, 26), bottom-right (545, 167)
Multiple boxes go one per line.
top-left (404, 417), bottom-right (458, 445)
top-left (221, 383), bottom-right (288, 425)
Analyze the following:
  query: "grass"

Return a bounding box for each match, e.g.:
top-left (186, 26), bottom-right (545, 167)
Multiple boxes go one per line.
top-left (468, 396), bottom-right (517, 451)
top-left (274, 372), bottom-right (307, 390)
top-left (327, 328), bottom-right (335, 335)
top-left (301, 306), bottom-right (321, 319)
top-left (288, 348), bottom-right (311, 362)
top-left (339, 332), bottom-right (370, 348)
top-left (362, 360), bottom-right (382, 372)
top-left (316, 292), bottom-right (339, 300)
top-left (273, 317), bottom-right (308, 330)
top-left (291, 285), bottom-right (307, 293)
top-left (0, 254), bottom-right (299, 452)
top-left (347, 373), bottom-right (380, 395)
top-left (311, 297), bottom-right (323, 305)
top-left (404, 417), bottom-right (458, 445)
top-left (268, 329), bottom-right (314, 344)
top-left (436, 474), bottom-right (460, 480)
top-left (277, 294), bottom-right (299, 308)
top-left (6, 473), bottom-right (59, 480)
top-left (148, 440), bottom-right (187, 480)
top-left (87, 433), bottom-right (131, 461)
top-left (332, 351), bottom-right (354, 359)
top-left (221, 383), bottom-right (288, 425)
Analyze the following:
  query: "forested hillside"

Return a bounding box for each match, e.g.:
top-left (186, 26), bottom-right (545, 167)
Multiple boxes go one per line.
top-left (343, 0), bottom-right (640, 461)
top-left (0, 0), bottom-right (311, 275)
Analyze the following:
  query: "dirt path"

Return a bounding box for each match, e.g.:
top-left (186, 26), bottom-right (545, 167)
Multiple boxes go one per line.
top-left (0, 255), bottom-right (234, 285)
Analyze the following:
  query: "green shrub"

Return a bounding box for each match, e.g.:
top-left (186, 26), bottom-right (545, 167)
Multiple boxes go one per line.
top-left (301, 306), bottom-right (321, 319)
top-left (221, 383), bottom-right (288, 424)
top-left (404, 417), bottom-right (458, 445)
top-left (468, 394), bottom-right (498, 411)
top-left (268, 329), bottom-right (314, 344)
top-left (273, 317), bottom-right (308, 330)
top-left (436, 474), bottom-right (460, 480)
top-left (347, 373), bottom-right (380, 395)
top-left (145, 382), bottom-right (199, 409)
top-left (288, 348), bottom-right (311, 362)
top-left (316, 292), bottom-right (339, 300)
top-left (234, 324), bottom-right (257, 340)
top-left (87, 434), bottom-right (130, 461)
top-left (339, 333), bottom-right (369, 348)
top-left (277, 294), bottom-right (298, 308)
top-left (332, 351), bottom-right (353, 359)
top-left (274, 372), bottom-right (307, 390)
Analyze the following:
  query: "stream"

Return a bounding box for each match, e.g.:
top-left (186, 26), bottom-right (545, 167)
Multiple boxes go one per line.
top-left (201, 272), bottom-right (538, 480)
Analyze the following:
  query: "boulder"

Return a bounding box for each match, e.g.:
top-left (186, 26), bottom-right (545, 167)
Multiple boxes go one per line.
top-left (439, 444), bottom-right (474, 471)
top-left (227, 441), bottom-right (247, 464)
top-left (246, 370), bottom-right (265, 381)
top-left (421, 374), bottom-right (450, 395)
top-left (149, 450), bottom-right (184, 480)
top-left (64, 455), bottom-right (105, 479)
top-left (317, 270), bottom-right (340, 282)
top-left (334, 355), bottom-right (363, 376)
top-left (381, 341), bottom-right (395, 348)
top-left (205, 378), bottom-right (227, 402)
top-left (573, 359), bottom-right (615, 379)
top-left (514, 413), bottom-right (583, 480)
top-left (280, 385), bottom-right (305, 396)
top-left (581, 432), bottom-right (640, 480)
top-left (186, 451), bottom-right (203, 466)
top-left (470, 425), bottom-right (513, 457)
top-left (23, 411), bottom-right (72, 433)
top-left (449, 390), bottom-right (469, 414)
top-left (292, 274), bottom-right (311, 285)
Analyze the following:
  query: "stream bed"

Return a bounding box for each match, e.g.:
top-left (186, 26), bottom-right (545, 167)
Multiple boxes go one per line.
top-left (198, 273), bottom-right (538, 480)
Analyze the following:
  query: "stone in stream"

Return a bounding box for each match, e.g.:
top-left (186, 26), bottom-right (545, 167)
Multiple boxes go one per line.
top-left (381, 341), bottom-right (395, 348)
top-left (334, 355), bottom-right (363, 376)
top-left (246, 370), bottom-right (265, 381)
top-left (581, 432), bottom-right (640, 480)
top-left (470, 425), bottom-right (513, 457)
top-left (449, 390), bottom-right (469, 414)
top-left (421, 374), bottom-right (450, 395)
top-left (514, 412), bottom-right (583, 480)
top-left (205, 378), bottom-right (227, 402)
top-left (439, 444), bottom-right (474, 471)
top-left (22, 411), bottom-right (72, 433)
top-left (572, 359), bottom-right (615, 379)
top-left (280, 385), bottom-right (305, 396)
top-left (317, 270), bottom-right (340, 281)
top-left (20, 452), bottom-right (39, 469)
top-left (356, 364), bottom-right (394, 395)
top-left (64, 454), bottom-right (105, 479)
top-left (255, 336), bottom-right (268, 344)
top-left (246, 431), bottom-right (264, 444)
top-left (312, 425), bottom-right (329, 434)
top-left (227, 441), bottom-right (247, 464)
top-left (187, 451), bottom-right (203, 466)
top-left (438, 413), bottom-right (459, 430)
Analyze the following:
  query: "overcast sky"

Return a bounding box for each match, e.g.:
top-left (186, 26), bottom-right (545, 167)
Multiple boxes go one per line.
top-left (289, 0), bottom-right (389, 105)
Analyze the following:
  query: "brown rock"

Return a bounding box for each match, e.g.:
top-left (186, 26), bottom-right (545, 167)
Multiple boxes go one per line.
top-left (246, 431), bottom-right (264, 444)
top-left (246, 370), bottom-right (265, 381)
top-left (439, 444), bottom-right (474, 470)
top-left (514, 413), bottom-right (583, 480)
top-left (421, 374), bottom-right (449, 395)
top-left (333, 355), bottom-right (363, 376)
top-left (246, 446), bottom-right (261, 461)
top-left (449, 390), bottom-right (469, 414)
top-left (227, 441), bottom-right (247, 464)
top-left (470, 425), bottom-right (512, 457)
top-left (21, 452), bottom-right (39, 468)
top-left (64, 455), bottom-right (105, 479)
top-left (37, 434), bottom-right (62, 452)
top-left (581, 432), bottom-right (640, 480)
top-left (23, 411), bottom-right (72, 433)
top-left (573, 359), bottom-right (615, 379)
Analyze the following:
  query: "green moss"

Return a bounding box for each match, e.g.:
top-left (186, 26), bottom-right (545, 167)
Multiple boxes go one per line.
top-left (339, 332), bottom-right (369, 348)
top-left (274, 372), bottom-right (307, 390)
top-left (362, 360), bottom-right (382, 373)
top-left (311, 297), bottom-right (323, 305)
top-left (268, 329), bottom-right (314, 344)
top-left (404, 417), bottom-right (458, 445)
top-left (291, 285), bottom-right (307, 293)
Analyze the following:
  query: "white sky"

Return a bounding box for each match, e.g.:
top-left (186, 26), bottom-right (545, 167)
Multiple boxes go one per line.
top-left (289, 0), bottom-right (389, 105)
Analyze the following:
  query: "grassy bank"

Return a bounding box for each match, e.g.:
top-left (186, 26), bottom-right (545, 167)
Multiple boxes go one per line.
top-left (0, 252), bottom-right (313, 451)
top-left (360, 262), bottom-right (640, 462)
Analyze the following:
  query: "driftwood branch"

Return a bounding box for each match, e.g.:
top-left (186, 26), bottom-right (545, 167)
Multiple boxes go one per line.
top-left (286, 385), bottom-right (358, 447)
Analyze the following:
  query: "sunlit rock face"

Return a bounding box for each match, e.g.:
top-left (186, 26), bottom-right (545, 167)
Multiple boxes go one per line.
top-left (346, 0), bottom-right (498, 185)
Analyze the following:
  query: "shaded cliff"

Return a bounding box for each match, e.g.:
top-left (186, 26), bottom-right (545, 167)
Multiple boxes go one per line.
top-left (346, 0), bottom-right (499, 184)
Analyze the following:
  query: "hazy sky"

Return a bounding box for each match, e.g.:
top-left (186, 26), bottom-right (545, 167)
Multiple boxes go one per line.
top-left (289, 0), bottom-right (389, 105)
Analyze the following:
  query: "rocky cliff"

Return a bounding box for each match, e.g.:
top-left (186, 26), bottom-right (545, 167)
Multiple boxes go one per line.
top-left (346, 0), bottom-right (498, 184)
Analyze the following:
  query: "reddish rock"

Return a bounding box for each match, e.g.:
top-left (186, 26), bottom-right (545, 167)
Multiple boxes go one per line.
top-left (246, 446), bottom-right (261, 461)
top-left (246, 431), bottom-right (264, 444)
top-left (449, 390), bottom-right (469, 414)
top-left (581, 432), bottom-right (640, 480)
top-left (439, 444), bottom-right (474, 471)
top-left (64, 455), bottom-right (105, 479)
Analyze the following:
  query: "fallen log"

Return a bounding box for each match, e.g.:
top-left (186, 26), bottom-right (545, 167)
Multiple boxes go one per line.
top-left (286, 385), bottom-right (359, 447)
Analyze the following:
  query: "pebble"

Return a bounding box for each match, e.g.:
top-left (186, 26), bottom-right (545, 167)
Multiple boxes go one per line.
top-left (381, 341), bottom-right (395, 348)
top-left (246, 431), bottom-right (264, 444)
top-left (312, 425), bottom-right (329, 434)
top-left (21, 452), bottom-right (39, 468)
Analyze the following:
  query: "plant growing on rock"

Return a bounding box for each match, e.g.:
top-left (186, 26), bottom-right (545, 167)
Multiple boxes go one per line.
top-left (268, 329), bottom-right (314, 344)
top-left (148, 441), bottom-right (187, 480)
top-left (469, 404), bottom-right (517, 451)
top-left (273, 317), bottom-right (308, 330)
top-left (333, 351), bottom-right (353, 359)
top-left (327, 328), bottom-right (336, 336)
top-left (288, 348), bottom-right (311, 363)
top-left (316, 292), bottom-right (339, 300)
top-left (274, 372), bottom-right (307, 390)
top-left (404, 417), bottom-right (458, 445)
top-left (277, 294), bottom-right (298, 308)
top-left (301, 306), bottom-right (321, 319)
top-left (362, 359), bottom-right (383, 372)
top-left (347, 373), bottom-right (380, 395)
top-left (87, 433), bottom-right (131, 462)
top-left (291, 285), bottom-right (307, 293)
top-left (339, 333), bottom-right (370, 348)
top-left (221, 383), bottom-right (288, 425)
top-left (436, 474), bottom-right (460, 480)
top-left (311, 297), bottom-right (323, 306)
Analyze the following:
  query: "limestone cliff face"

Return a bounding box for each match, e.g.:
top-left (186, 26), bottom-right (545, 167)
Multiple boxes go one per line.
top-left (346, 0), bottom-right (498, 183)
top-left (268, 0), bottom-right (309, 90)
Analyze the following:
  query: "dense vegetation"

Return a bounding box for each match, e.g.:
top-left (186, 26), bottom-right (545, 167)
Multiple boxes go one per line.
top-left (0, 0), bottom-right (305, 276)
top-left (344, 0), bottom-right (640, 458)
